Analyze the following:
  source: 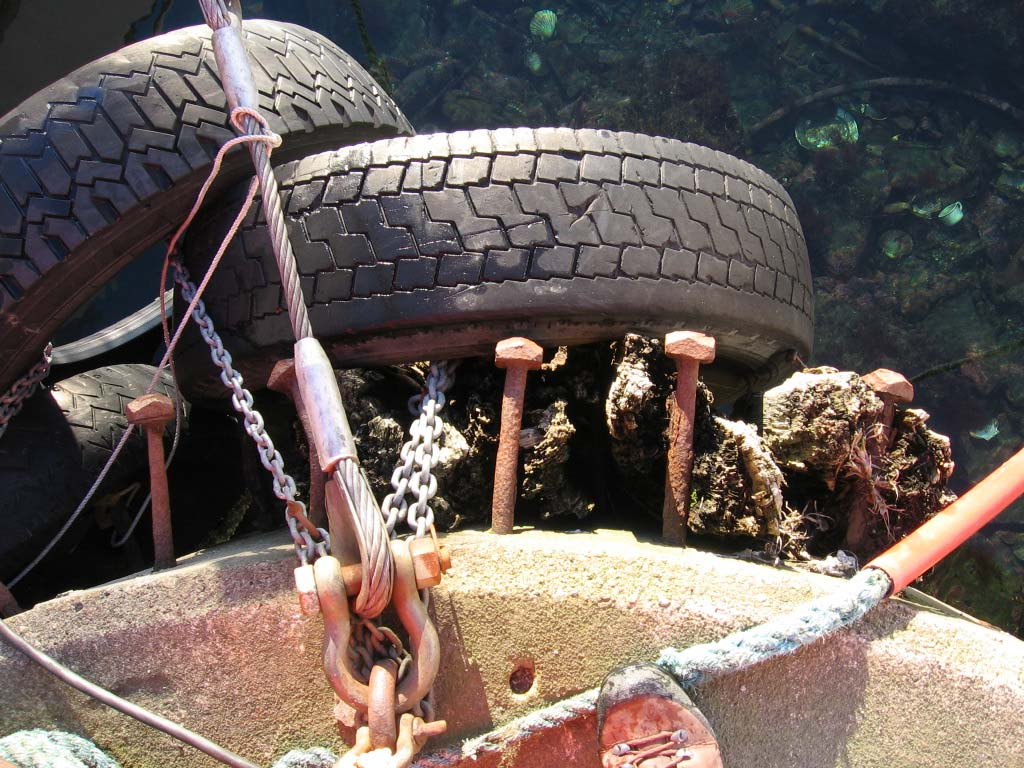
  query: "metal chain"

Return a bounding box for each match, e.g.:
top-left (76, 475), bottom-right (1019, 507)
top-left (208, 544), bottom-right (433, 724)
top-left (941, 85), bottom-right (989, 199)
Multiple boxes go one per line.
top-left (348, 362), bottom-right (454, 727)
top-left (345, 617), bottom-right (434, 724)
top-left (0, 343), bottom-right (53, 441)
top-left (173, 262), bottom-right (328, 564)
top-left (382, 362), bottom-right (457, 539)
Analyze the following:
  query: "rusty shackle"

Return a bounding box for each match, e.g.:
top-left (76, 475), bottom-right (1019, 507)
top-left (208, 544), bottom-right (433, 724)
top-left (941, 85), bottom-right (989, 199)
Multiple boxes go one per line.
top-left (315, 538), bottom-right (441, 713)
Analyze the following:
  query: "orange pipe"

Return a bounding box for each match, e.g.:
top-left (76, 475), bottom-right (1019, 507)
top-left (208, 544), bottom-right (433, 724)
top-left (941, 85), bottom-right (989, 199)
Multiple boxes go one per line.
top-left (867, 445), bottom-right (1024, 594)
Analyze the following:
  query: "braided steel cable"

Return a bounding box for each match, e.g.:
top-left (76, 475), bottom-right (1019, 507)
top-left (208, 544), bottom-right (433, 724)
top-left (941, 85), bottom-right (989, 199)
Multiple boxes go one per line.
top-left (199, 0), bottom-right (312, 342)
top-left (332, 462), bottom-right (393, 619)
top-left (239, 114), bottom-right (312, 341)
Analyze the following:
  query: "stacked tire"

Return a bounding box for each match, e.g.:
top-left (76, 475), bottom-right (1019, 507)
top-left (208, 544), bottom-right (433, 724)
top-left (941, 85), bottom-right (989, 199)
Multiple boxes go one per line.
top-left (0, 17), bottom-right (813, 581)
top-left (0, 20), bottom-right (412, 579)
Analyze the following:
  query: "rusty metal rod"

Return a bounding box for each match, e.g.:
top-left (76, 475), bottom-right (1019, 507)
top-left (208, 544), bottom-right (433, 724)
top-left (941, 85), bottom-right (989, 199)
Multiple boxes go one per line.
top-left (491, 338), bottom-right (544, 534)
top-left (125, 394), bottom-right (177, 570)
top-left (662, 332), bottom-right (716, 545)
top-left (268, 359), bottom-right (326, 527)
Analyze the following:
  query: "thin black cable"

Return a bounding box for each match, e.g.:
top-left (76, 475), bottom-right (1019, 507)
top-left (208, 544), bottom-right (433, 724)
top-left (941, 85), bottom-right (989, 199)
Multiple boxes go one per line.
top-left (0, 618), bottom-right (261, 768)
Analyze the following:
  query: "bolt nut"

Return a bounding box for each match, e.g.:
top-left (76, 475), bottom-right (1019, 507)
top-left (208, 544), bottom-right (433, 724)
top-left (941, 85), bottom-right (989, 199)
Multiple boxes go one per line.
top-left (861, 368), bottom-right (914, 403)
top-left (294, 563), bottom-right (320, 616)
top-left (409, 537), bottom-right (451, 589)
top-left (495, 337), bottom-right (544, 370)
top-left (664, 331), bottom-right (716, 363)
top-left (124, 393), bottom-right (175, 427)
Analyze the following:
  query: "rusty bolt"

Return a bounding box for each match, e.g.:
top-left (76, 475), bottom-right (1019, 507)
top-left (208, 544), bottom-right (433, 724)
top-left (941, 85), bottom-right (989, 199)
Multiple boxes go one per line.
top-left (413, 719), bottom-right (448, 740)
top-left (268, 358), bottom-right (326, 529)
top-left (861, 368), bottom-right (914, 452)
top-left (125, 393), bottom-right (177, 570)
top-left (125, 392), bottom-right (175, 426)
top-left (491, 337), bottom-right (544, 535)
top-left (662, 331), bottom-right (716, 546)
top-left (338, 540), bottom-right (450, 595)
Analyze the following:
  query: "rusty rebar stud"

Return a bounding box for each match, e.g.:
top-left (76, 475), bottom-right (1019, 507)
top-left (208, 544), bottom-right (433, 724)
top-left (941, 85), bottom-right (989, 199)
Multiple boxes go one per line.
top-left (491, 337), bottom-right (544, 534)
top-left (662, 331), bottom-right (716, 546)
top-left (861, 368), bottom-right (914, 453)
top-left (125, 393), bottom-right (177, 570)
top-left (268, 358), bottom-right (326, 528)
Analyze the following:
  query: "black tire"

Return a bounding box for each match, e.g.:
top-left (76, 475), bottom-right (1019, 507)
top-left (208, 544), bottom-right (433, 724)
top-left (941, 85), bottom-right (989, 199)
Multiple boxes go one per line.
top-left (0, 364), bottom-right (180, 581)
top-left (0, 21), bottom-right (413, 395)
top-left (181, 128), bottom-right (813, 398)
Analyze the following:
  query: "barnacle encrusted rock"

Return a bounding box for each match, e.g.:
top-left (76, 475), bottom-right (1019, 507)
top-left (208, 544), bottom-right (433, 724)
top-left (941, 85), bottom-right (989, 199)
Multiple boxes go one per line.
top-left (691, 410), bottom-right (801, 551)
top-left (521, 400), bottom-right (592, 519)
top-left (762, 366), bottom-right (884, 488)
top-left (605, 333), bottom-right (672, 476)
top-left (839, 407), bottom-right (956, 559)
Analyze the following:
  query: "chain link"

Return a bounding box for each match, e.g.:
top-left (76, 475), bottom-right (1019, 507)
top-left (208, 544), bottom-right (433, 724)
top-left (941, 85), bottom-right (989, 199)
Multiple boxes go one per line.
top-left (0, 343), bottom-right (53, 441)
top-left (381, 362), bottom-right (457, 540)
top-left (173, 261), bottom-right (328, 564)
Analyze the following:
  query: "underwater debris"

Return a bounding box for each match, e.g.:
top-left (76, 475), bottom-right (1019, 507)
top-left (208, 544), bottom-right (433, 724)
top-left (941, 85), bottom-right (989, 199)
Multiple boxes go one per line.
top-left (529, 9), bottom-right (557, 40)
top-left (937, 200), bottom-right (964, 226)
top-left (995, 168), bottom-right (1024, 199)
top-left (847, 102), bottom-right (886, 120)
top-left (794, 106), bottom-right (859, 150)
top-left (720, 0), bottom-right (755, 26)
top-left (970, 419), bottom-right (1000, 441)
top-left (879, 229), bottom-right (914, 260)
top-left (910, 193), bottom-right (950, 219)
top-left (991, 129), bottom-right (1023, 160)
top-left (525, 49), bottom-right (543, 74)
top-left (750, 78), bottom-right (1024, 142)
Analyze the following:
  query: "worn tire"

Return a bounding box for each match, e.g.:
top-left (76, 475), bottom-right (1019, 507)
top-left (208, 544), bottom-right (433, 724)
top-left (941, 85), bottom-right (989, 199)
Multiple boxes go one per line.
top-left (181, 128), bottom-right (813, 398)
top-left (0, 21), bottom-right (413, 395)
top-left (0, 364), bottom-right (181, 581)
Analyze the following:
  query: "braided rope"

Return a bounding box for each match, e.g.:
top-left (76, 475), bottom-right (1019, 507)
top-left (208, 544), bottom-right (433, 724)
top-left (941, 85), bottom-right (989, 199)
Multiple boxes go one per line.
top-left (198, 0), bottom-right (234, 30)
top-left (0, 730), bottom-right (120, 768)
top-left (282, 568), bottom-right (891, 766)
top-left (199, 0), bottom-right (312, 341)
top-left (657, 567), bottom-right (891, 687)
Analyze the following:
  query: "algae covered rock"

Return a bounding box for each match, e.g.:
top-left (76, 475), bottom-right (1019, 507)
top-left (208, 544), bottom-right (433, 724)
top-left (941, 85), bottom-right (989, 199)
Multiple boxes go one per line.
top-left (762, 367), bottom-right (884, 488)
top-left (690, 412), bottom-right (800, 552)
top-left (521, 400), bottom-right (592, 519)
top-left (605, 333), bottom-right (672, 477)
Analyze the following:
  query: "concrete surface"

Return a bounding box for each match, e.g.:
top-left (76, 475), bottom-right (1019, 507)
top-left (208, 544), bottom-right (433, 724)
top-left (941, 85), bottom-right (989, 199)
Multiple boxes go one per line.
top-left (2, 529), bottom-right (1023, 768)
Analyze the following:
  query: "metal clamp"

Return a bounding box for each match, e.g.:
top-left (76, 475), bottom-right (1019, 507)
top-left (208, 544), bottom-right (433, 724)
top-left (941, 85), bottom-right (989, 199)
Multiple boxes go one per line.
top-left (314, 538), bottom-right (440, 713)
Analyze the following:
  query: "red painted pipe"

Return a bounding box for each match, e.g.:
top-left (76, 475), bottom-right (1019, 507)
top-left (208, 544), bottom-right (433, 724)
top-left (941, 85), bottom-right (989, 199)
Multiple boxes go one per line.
top-left (867, 445), bottom-right (1024, 594)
